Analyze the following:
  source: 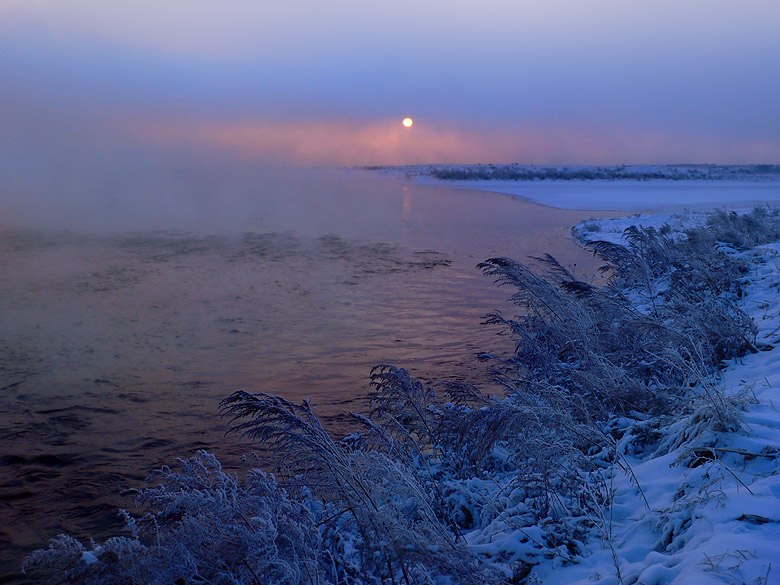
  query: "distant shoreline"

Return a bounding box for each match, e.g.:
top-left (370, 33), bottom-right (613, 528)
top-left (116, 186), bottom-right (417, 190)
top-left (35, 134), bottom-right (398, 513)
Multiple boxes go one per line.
top-left (360, 165), bottom-right (780, 211)
top-left (361, 163), bottom-right (780, 183)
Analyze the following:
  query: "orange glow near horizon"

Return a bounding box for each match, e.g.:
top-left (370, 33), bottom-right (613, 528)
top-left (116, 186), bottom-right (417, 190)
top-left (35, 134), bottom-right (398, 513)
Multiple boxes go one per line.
top-left (132, 116), bottom-right (780, 167)
top-left (137, 118), bottom-right (523, 166)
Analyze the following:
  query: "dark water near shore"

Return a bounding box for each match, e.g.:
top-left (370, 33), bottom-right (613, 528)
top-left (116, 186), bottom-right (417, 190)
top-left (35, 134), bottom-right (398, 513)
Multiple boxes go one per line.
top-left (0, 170), bottom-right (612, 582)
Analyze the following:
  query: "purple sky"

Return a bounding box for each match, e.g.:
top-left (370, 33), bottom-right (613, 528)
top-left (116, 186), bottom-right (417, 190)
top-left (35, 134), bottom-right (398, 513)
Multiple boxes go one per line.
top-left (1, 0), bottom-right (779, 165)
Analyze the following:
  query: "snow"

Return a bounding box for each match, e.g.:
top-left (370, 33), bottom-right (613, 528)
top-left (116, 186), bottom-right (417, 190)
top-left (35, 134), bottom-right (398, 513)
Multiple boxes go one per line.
top-left (521, 213), bottom-right (780, 584)
top-left (369, 165), bottom-right (780, 210)
top-left (80, 548), bottom-right (101, 565)
top-left (573, 210), bottom-right (710, 245)
top-left (427, 180), bottom-right (780, 211)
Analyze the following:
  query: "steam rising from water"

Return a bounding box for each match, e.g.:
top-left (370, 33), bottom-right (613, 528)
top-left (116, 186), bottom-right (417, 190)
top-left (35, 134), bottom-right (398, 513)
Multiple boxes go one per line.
top-left (0, 171), bottom-right (607, 582)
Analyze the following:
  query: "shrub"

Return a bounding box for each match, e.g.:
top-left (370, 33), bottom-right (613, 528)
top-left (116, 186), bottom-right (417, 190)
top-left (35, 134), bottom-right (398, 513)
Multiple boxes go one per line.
top-left (24, 452), bottom-right (323, 585)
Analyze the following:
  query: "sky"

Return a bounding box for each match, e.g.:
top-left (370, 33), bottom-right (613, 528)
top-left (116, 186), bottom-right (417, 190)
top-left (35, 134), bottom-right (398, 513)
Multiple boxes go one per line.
top-left (1, 0), bottom-right (780, 167)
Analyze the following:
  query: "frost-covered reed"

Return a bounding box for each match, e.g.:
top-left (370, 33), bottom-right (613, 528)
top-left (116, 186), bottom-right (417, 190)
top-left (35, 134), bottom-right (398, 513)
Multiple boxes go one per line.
top-left (25, 207), bottom-right (780, 584)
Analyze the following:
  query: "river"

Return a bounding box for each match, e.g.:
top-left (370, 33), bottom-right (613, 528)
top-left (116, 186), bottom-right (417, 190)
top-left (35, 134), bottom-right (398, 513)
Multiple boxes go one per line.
top-left (0, 169), bottom-right (611, 582)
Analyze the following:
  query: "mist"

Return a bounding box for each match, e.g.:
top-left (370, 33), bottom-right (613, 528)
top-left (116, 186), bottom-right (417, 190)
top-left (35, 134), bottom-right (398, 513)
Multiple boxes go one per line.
top-left (2, 0), bottom-right (780, 231)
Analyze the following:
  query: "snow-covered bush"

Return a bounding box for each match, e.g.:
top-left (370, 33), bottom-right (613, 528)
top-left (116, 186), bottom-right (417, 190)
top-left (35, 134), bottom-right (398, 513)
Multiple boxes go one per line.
top-left (703, 207), bottom-right (780, 250)
top-left (220, 389), bottom-right (498, 584)
top-left (23, 451), bottom-right (324, 584)
top-left (479, 222), bottom-right (758, 425)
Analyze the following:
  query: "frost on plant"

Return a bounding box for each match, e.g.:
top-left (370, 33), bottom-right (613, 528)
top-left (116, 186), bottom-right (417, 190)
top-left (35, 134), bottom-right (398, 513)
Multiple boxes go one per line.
top-left (25, 452), bottom-right (323, 585)
top-left (25, 207), bottom-right (780, 584)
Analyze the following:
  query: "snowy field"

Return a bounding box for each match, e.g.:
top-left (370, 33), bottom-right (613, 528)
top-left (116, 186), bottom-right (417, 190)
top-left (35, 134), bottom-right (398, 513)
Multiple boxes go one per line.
top-left (369, 165), bottom-right (780, 211)
top-left (428, 181), bottom-right (780, 211)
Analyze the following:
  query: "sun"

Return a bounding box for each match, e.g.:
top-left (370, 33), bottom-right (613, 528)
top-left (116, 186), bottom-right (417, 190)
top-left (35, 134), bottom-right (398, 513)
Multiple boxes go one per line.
top-left (402, 117), bottom-right (414, 128)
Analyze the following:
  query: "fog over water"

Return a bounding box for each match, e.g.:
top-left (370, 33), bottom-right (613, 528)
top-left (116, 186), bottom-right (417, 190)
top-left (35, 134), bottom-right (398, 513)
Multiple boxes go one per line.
top-left (0, 168), bottom-right (612, 582)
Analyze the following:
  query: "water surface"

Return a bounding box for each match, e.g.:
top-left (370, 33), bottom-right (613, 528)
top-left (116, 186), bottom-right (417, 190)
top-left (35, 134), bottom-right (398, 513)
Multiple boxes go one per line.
top-left (0, 170), bottom-right (612, 582)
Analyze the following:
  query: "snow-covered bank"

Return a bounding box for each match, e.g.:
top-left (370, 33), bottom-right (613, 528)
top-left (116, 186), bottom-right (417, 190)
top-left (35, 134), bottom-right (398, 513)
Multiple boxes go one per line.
top-left (526, 210), bottom-right (780, 584)
top-left (366, 165), bottom-right (780, 210)
top-left (427, 180), bottom-right (780, 211)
